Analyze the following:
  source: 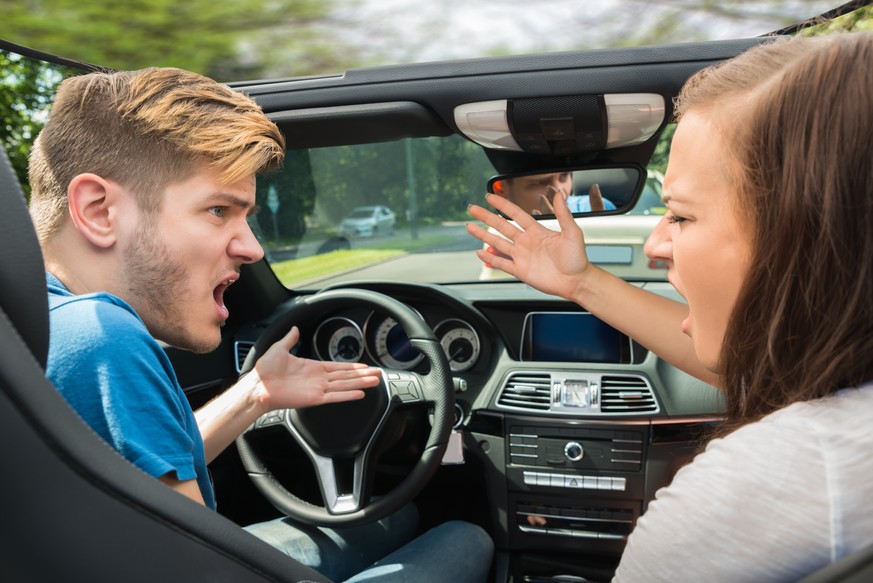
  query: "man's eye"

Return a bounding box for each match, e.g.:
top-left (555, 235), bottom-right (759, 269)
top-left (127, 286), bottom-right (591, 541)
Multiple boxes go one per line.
top-left (209, 207), bottom-right (225, 218)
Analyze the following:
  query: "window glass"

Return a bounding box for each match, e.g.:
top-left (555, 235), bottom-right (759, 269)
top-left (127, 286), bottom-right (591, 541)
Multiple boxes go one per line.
top-left (257, 128), bottom-right (677, 288)
top-left (255, 136), bottom-right (495, 289)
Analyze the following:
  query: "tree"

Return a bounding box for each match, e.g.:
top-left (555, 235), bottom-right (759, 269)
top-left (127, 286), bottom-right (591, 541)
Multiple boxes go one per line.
top-left (0, 0), bottom-right (351, 80)
top-left (0, 0), bottom-right (355, 196)
top-left (0, 49), bottom-right (79, 196)
top-left (802, 3), bottom-right (873, 35)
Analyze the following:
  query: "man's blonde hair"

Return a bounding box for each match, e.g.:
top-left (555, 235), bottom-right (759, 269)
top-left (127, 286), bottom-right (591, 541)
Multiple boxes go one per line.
top-left (29, 67), bottom-right (285, 243)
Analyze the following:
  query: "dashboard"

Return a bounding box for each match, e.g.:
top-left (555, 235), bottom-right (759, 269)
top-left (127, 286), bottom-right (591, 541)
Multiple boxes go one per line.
top-left (226, 279), bottom-right (723, 569)
top-left (231, 279), bottom-right (722, 423)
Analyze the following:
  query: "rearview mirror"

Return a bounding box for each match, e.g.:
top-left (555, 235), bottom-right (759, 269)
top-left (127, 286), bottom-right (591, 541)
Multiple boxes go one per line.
top-left (486, 166), bottom-right (644, 218)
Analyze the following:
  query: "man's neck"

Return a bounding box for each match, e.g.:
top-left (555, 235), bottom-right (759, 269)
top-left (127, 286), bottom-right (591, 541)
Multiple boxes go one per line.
top-left (43, 230), bottom-right (118, 297)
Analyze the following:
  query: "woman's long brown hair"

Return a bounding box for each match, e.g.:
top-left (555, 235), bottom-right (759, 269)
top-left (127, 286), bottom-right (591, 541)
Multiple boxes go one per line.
top-left (674, 33), bottom-right (873, 432)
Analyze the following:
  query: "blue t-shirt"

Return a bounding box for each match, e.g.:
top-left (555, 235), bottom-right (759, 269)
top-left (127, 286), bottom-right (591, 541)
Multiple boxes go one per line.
top-left (566, 194), bottom-right (617, 213)
top-left (45, 272), bottom-right (216, 510)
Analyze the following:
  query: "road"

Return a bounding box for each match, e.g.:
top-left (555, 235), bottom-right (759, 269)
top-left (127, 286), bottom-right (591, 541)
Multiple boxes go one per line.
top-left (276, 223), bottom-right (489, 286)
top-left (314, 250), bottom-right (485, 286)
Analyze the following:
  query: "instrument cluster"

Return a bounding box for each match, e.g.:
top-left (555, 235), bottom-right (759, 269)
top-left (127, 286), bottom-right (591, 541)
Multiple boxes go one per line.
top-left (311, 310), bottom-right (482, 372)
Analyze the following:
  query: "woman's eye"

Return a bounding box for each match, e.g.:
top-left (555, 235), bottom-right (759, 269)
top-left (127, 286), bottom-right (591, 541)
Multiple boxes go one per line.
top-left (666, 214), bottom-right (687, 224)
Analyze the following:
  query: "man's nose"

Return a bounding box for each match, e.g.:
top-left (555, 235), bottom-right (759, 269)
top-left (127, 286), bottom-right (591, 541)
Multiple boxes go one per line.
top-left (230, 222), bottom-right (265, 264)
top-left (548, 176), bottom-right (564, 191)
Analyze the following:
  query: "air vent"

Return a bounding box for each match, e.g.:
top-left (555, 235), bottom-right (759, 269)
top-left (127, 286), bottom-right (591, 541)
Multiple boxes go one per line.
top-left (600, 375), bottom-right (659, 414)
top-left (234, 341), bottom-right (255, 373)
top-left (497, 373), bottom-right (552, 411)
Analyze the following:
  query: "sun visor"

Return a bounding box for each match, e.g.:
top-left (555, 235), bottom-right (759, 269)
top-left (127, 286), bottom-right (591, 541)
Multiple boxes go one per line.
top-left (454, 94), bottom-right (664, 155)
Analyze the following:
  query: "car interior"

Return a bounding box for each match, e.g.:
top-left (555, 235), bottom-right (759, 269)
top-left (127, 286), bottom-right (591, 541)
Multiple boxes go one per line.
top-left (2, 10), bottom-right (873, 581)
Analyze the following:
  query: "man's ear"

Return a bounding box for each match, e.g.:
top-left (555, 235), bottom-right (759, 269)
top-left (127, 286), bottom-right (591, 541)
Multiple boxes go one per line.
top-left (67, 173), bottom-right (120, 249)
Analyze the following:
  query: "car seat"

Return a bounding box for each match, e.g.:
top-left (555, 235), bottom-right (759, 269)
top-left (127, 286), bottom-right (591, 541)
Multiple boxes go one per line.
top-left (0, 146), bottom-right (331, 582)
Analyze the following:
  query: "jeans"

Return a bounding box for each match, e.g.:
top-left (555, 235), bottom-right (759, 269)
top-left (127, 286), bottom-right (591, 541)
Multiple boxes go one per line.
top-left (244, 504), bottom-right (493, 583)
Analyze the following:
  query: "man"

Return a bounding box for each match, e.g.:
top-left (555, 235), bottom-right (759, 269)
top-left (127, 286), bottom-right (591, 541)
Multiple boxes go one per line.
top-left (491, 171), bottom-right (615, 215)
top-left (30, 67), bottom-right (491, 582)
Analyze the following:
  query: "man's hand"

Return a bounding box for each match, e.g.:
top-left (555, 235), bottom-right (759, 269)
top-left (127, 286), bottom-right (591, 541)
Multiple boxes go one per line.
top-left (254, 326), bottom-right (382, 412)
top-left (588, 183), bottom-right (606, 212)
top-left (197, 326), bottom-right (382, 463)
top-left (467, 191), bottom-right (594, 301)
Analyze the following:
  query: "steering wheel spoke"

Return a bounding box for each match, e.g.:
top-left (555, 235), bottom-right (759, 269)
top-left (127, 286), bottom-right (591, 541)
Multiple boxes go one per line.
top-left (309, 451), bottom-right (367, 515)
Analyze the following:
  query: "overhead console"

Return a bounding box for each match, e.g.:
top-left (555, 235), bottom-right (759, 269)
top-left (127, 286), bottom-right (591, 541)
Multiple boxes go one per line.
top-left (454, 94), bottom-right (665, 156)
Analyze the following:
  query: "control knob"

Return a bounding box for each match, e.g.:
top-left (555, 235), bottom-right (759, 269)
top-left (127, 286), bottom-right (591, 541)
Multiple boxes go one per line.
top-left (564, 441), bottom-right (585, 462)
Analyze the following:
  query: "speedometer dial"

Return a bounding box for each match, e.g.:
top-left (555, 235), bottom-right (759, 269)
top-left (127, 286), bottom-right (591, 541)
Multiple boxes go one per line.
top-left (435, 319), bottom-right (480, 372)
top-left (328, 326), bottom-right (364, 362)
top-left (371, 316), bottom-right (424, 370)
top-left (314, 317), bottom-right (364, 363)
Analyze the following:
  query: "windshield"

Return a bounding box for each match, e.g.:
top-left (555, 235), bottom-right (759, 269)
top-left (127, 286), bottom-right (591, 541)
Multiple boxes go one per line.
top-left (10, 0), bottom-right (863, 291)
top-left (254, 134), bottom-right (671, 289)
top-left (255, 136), bottom-right (493, 289)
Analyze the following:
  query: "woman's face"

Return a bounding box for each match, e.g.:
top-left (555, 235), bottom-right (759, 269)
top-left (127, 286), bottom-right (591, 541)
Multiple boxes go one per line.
top-left (644, 111), bottom-right (753, 372)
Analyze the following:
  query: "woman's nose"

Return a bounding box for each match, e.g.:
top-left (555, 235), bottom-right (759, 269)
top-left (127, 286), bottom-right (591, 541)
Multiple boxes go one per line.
top-left (644, 215), bottom-right (673, 265)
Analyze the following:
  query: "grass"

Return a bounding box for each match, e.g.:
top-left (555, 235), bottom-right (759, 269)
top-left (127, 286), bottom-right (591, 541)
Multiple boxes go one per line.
top-left (269, 233), bottom-right (455, 287)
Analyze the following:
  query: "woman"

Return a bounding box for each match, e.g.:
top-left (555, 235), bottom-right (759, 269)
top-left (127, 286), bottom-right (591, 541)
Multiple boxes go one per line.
top-left (467, 33), bottom-right (873, 582)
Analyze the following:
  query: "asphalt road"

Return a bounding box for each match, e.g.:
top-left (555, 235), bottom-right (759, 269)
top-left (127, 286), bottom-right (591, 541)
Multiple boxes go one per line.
top-left (280, 223), bottom-right (489, 286)
top-left (313, 250), bottom-right (486, 286)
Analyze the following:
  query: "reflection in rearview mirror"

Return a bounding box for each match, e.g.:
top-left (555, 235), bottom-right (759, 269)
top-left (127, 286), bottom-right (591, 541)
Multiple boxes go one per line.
top-left (487, 166), bottom-right (643, 218)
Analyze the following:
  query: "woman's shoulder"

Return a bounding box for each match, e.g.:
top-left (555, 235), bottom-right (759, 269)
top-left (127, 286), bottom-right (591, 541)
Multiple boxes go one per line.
top-left (680, 384), bottom-right (873, 494)
top-left (752, 383), bottom-right (873, 442)
top-left (697, 383), bottom-right (873, 499)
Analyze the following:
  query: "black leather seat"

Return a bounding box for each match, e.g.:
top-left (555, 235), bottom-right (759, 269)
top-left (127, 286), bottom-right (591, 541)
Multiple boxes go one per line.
top-left (0, 147), bottom-right (330, 582)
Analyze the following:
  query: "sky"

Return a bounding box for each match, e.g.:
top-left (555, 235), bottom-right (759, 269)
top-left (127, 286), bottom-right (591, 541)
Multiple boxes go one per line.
top-left (343, 0), bottom-right (844, 64)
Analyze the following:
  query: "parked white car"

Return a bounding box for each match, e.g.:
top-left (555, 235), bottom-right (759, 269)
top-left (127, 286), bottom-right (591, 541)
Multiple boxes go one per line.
top-left (338, 205), bottom-right (396, 238)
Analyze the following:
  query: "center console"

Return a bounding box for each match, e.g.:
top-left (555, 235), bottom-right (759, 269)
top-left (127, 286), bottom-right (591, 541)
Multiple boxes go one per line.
top-left (505, 418), bottom-right (646, 555)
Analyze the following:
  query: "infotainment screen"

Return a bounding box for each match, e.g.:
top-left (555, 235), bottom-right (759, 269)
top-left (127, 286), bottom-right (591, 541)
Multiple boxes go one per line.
top-left (521, 311), bottom-right (629, 363)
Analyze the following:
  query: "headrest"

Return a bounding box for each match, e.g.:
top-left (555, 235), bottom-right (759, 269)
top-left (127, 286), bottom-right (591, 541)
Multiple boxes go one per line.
top-left (0, 148), bottom-right (49, 368)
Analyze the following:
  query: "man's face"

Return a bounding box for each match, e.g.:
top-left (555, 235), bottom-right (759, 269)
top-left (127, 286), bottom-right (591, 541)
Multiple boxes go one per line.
top-left (121, 167), bottom-right (264, 353)
top-left (498, 172), bottom-right (573, 215)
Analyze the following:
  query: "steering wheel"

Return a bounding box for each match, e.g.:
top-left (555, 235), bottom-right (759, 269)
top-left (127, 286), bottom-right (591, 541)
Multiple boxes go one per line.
top-left (235, 288), bottom-right (454, 527)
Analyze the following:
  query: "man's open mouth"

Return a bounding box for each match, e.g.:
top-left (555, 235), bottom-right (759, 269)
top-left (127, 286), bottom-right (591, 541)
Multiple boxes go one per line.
top-left (213, 277), bottom-right (237, 318)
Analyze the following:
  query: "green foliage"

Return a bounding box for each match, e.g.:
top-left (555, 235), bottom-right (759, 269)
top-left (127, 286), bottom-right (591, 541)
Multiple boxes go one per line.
top-left (0, 49), bottom-right (81, 196)
top-left (802, 5), bottom-right (873, 36)
top-left (0, 0), bottom-right (342, 80)
top-left (255, 149), bottom-right (317, 242)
